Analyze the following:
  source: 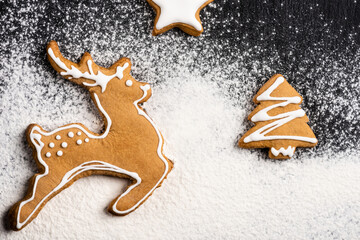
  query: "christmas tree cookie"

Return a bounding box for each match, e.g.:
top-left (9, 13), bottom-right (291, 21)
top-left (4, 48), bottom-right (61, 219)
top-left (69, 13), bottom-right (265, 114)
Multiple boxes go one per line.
top-left (238, 74), bottom-right (318, 159)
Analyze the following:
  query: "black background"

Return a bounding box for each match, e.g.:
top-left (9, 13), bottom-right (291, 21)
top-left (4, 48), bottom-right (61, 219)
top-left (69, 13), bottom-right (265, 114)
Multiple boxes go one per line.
top-left (1, 0), bottom-right (359, 155)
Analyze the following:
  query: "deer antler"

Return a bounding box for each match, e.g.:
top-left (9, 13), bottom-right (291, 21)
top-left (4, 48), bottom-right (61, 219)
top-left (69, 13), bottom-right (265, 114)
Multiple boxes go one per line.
top-left (47, 41), bottom-right (130, 93)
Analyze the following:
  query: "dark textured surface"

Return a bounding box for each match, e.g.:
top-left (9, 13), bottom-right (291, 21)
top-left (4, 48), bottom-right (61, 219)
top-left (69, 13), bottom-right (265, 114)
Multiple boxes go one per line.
top-left (0, 1), bottom-right (360, 238)
top-left (1, 0), bottom-right (359, 154)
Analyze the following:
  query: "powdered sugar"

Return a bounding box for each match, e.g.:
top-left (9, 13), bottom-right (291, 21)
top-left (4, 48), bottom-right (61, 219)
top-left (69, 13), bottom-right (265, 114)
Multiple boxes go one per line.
top-left (1, 0), bottom-right (359, 239)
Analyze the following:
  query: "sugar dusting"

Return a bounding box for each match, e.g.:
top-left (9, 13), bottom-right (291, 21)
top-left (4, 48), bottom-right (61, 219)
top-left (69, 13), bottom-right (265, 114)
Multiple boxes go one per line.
top-left (1, 0), bottom-right (360, 239)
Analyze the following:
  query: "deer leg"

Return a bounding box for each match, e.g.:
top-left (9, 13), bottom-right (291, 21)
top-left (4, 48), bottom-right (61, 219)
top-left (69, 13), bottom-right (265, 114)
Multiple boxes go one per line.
top-left (108, 156), bottom-right (172, 215)
top-left (9, 170), bottom-right (67, 230)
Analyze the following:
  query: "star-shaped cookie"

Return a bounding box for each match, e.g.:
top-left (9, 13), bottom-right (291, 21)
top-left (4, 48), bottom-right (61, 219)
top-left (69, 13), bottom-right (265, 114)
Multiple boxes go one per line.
top-left (147, 0), bottom-right (214, 36)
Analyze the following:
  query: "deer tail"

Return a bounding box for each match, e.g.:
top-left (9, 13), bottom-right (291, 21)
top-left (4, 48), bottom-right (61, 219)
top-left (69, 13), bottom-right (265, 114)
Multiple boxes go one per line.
top-left (26, 124), bottom-right (46, 151)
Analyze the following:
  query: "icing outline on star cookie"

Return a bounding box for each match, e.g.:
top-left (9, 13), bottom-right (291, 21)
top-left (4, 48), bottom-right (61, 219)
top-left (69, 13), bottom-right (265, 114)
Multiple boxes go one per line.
top-left (147, 0), bottom-right (214, 36)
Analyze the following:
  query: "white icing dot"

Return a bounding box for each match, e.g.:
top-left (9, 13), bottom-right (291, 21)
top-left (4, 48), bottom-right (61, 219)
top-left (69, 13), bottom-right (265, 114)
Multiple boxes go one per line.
top-left (61, 142), bottom-right (68, 148)
top-left (45, 152), bottom-right (51, 158)
top-left (76, 139), bottom-right (82, 145)
top-left (84, 138), bottom-right (89, 143)
top-left (49, 142), bottom-right (55, 148)
top-left (68, 132), bottom-right (74, 138)
top-left (55, 135), bottom-right (61, 140)
top-left (125, 80), bottom-right (133, 87)
top-left (77, 131), bottom-right (82, 136)
top-left (57, 151), bottom-right (63, 157)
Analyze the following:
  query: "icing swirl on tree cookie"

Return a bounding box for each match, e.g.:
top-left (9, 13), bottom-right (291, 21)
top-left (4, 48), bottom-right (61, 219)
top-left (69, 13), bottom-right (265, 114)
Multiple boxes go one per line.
top-left (244, 76), bottom-right (317, 144)
top-left (270, 146), bottom-right (296, 157)
top-left (238, 74), bottom-right (318, 159)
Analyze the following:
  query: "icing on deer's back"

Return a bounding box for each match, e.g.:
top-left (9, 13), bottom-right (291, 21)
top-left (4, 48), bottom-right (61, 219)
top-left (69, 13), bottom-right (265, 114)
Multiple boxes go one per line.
top-left (31, 127), bottom-right (92, 159)
top-left (29, 92), bottom-right (111, 160)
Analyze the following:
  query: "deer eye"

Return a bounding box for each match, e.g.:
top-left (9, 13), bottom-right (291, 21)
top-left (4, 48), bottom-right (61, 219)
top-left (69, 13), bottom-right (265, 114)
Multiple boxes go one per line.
top-left (125, 80), bottom-right (133, 87)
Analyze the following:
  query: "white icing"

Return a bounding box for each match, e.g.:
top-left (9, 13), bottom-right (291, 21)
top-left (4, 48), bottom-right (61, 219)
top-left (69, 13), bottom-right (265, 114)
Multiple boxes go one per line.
top-left (77, 131), bottom-right (81, 136)
top-left (18, 160), bottom-right (140, 229)
top-left (152, 0), bottom-right (209, 31)
top-left (61, 142), bottom-right (68, 148)
top-left (16, 93), bottom-right (112, 229)
top-left (17, 46), bottom-right (170, 228)
top-left (110, 84), bottom-right (169, 215)
top-left (55, 135), bottom-right (61, 140)
top-left (76, 140), bottom-right (82, 145)
top-left (48, 142), bottom-right (55, 148)
top-left (47, 48), bottom-right (129, 93)
top-left (125, 80), bottom-right (133, 87)
top-left (243, 76), bottom-right (317, 144)
top-left (68, 132), bottom-right (74, 138)
top-left (16, 84), bottom-right (170, 228)
top-left (45, 152), bottom-right (51, 158)
top-left (271, 146), bottom-right (295, 157)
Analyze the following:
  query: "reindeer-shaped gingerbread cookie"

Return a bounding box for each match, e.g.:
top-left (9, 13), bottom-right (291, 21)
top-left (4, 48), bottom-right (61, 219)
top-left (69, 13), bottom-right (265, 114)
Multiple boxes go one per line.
top-left (9, 41), bottom-right (173, 230)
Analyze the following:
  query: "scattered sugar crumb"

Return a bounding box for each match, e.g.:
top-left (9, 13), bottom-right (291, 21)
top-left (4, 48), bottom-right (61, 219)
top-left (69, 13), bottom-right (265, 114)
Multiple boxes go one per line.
top-left (0, 1), bottom-right (359, 239)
